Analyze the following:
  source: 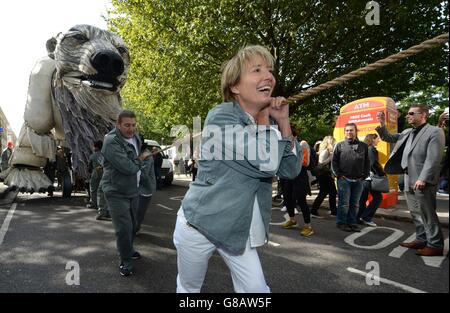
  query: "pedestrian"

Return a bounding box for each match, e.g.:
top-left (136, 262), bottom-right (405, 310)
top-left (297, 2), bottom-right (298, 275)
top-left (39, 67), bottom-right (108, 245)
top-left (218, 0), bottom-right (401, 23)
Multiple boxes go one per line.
top-left (101, 110), bottom-right (149, 276)
top-left (136, 136), bottom-right (156, 235)
top-left (311, 136), bottom-right (337, 217)
top-left (87, 140), bottom-right (103, 210)
top-left (332, 123), bottom-right (370, 232)
top-left (437, 110), bottom-right (448, 195)
top-left (357, 134), bottom-right (386, 227)
top-left (87, 140), bottom-right (111, 221)
top-left (43, 158), bottom-right (57, 196)
top-left (173, 45), bottom-right (301, 293)
top-left (376, 104), bottom-right (445, 256)
top-left (280, 135), bottom-right (315, 237)
top-left (1, 141), bottom-right (13, 172)
top-left (153, 147), bottom-right (163, 190)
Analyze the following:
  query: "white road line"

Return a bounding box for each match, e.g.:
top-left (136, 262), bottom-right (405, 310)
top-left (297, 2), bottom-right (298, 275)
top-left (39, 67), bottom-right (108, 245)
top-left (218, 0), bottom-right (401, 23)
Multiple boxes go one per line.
top-left (421, 238), bottom-right (449, 268)
top-left (268, 241), bottom-right (280, 247)
top-left (389, 233), bottom-right (416, 258)
top-left (157, 204), bottom-right (174, 211)
top-left (347, 267), bottom-right (427, 293)
top-left (389, 235), bottom-right (449, 268)
top-left (0, 203), bottom-right (17, 246)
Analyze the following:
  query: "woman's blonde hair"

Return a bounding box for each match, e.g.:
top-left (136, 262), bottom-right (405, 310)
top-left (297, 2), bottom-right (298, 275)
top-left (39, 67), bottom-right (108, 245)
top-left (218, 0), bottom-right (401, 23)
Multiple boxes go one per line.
top-left (221, 45), bottom-right (275, 102)
top-left (364, 133), bottom-right (379, 146)
top-left (319, 135), bottom-right (336, 152)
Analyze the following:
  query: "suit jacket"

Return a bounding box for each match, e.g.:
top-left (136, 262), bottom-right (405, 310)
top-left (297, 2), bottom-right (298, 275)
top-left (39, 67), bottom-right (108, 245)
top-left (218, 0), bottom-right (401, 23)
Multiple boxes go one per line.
top-left (376, 124), bottom-right (445, 187)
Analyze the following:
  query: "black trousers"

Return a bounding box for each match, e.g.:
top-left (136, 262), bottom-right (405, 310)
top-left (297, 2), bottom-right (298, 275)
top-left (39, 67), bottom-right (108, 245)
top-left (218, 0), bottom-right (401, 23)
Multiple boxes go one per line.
top-left (311, 173), bottom-right (337, 215)
top-left (280, 174), bottom-right (311, 224)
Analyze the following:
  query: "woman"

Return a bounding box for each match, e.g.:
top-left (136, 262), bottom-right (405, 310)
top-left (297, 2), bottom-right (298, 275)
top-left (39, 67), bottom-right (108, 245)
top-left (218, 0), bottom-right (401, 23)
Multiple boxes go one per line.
top-left (357, 133), bottom-right (386, 227)
top-left (173, 45), bottom-right (301, 293)
top-left (280, 132), bottom-right (314, 237)
top-left (311, 136), bottom-right (337, 217)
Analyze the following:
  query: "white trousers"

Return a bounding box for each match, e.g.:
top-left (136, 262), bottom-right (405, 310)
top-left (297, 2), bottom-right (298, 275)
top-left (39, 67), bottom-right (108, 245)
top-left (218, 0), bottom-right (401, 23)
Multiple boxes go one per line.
top-left (173, 214), bottom-right (270, 293)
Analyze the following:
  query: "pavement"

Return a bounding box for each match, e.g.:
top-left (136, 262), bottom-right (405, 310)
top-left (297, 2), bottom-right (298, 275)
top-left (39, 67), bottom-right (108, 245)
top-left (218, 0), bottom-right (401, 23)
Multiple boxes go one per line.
top-left (172, 174), bottom-right (449, 228)
top-left (1, 175), bottom-right (448, 228)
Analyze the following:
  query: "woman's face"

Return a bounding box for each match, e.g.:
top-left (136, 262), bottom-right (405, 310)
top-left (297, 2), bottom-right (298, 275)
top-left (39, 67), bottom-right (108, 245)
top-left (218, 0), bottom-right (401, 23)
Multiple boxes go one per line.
top-left (231, 55), bottom-right (275, 110)
top-left (373, 137), bottom-right (380, 146)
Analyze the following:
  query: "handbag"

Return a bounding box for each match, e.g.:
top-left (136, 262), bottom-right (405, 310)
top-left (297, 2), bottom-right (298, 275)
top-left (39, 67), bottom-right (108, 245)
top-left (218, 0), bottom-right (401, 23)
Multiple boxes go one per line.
top-left (370, 174), bottom-right (389, 193)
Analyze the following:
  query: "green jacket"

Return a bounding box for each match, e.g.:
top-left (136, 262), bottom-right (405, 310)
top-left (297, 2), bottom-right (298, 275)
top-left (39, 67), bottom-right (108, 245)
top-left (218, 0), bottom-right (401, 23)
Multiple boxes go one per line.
top-left (88, 150), bottom-right (104, 182)
top-left (101, 128), bottom-right (143, 198)
top-left (182, 101), bottom-right (301, 254)
top-left (139, 149), bottom-right (157, 195)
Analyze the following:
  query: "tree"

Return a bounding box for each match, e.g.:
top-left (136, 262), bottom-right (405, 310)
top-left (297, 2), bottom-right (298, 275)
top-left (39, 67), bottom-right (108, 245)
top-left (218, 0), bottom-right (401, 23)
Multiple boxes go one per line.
top-left (108, 0), bottom-right (448, 142)
top-left (396, 86), bottom-right (449, 131)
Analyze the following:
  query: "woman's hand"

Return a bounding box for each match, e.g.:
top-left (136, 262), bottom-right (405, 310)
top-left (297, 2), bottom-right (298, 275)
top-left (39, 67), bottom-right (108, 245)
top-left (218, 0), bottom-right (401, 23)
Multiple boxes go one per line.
top-left (269, 97), bottom-right (289, 124)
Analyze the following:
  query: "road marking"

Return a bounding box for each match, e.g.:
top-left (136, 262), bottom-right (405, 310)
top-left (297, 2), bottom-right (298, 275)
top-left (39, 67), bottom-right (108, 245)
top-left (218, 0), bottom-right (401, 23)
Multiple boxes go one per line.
top-left (169, 196), bottom-right (184, 201)
top-left (0, 203), bottom-right (17, 246)
top-left (389, 233), bottom-right (416, 258)
top-left (344, 226), bottom-right (404, 249)
top-left (389, 235), bottom-right (448, 268)
top-left (346, 267), bottom-right (427, 293)
top-left (268, 241), bottom-right (280, 247)
top-left (157, 204), bottom-right (174, 211)
top-left (420, 238), bottom-right (449, 268)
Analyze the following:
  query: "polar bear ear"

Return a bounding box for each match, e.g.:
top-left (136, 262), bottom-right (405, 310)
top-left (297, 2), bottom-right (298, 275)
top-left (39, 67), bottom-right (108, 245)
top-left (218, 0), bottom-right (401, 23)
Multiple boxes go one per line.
top-left (46, 37), bottom-right (57, 59)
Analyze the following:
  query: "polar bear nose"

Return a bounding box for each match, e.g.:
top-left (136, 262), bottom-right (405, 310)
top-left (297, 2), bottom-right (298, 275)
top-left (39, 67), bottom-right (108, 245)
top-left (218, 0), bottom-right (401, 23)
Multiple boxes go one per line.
top-left (90, 50), bottom-right (124, 78)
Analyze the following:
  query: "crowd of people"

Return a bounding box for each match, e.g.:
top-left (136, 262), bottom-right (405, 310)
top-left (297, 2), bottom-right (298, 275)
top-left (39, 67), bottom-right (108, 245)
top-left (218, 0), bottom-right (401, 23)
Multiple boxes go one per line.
top-left (1, 44), bottom-right (448, 291)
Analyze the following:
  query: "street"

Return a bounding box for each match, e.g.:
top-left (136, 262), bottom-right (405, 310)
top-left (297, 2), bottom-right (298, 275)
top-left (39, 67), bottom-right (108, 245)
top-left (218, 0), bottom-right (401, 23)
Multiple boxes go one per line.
top-left (0, 185), bottom-right (448, 293)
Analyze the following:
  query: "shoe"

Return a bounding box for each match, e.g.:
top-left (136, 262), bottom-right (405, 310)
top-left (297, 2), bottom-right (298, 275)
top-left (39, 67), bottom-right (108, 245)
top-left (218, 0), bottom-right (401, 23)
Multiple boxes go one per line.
top-left (282, 220), bottom-right (297, 229)
top-left (337, 224), bottom-right (352, 232)
top-left (300, 225), bottom-right (314, 237)
top-left (280, 206), bottom-right (287, 212)
top-left (415, 246), bottom-right (444, 256)
top-left (132, 251), bottom-right (142, 260)
top-left (360, 218), bottom-right (377, 227)
top-left (311, 211), bottom-right (324, 219)
top-left (349, 224), bottom-right (361, 232)
top-left (294, 208), bottom-right (300, 215)
top-left (400, 241), bottom-right (427, 249)
top-left (86, 203), bottom-right (97, 209)
top-left (119, 263), bottom-right (133, 276)
top-left (95, 213), bottom-right (110, 221)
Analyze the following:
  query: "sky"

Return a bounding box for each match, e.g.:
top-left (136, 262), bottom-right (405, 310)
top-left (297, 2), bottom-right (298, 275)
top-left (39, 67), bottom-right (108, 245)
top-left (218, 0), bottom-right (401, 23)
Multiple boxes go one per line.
top-left (0, 0), bottom-right (112, 136)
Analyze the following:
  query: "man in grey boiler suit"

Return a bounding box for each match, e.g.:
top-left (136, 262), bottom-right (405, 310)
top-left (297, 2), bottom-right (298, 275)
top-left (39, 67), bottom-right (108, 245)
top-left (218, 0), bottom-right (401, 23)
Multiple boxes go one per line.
top-left (376, 104), bottom-right (445, 256)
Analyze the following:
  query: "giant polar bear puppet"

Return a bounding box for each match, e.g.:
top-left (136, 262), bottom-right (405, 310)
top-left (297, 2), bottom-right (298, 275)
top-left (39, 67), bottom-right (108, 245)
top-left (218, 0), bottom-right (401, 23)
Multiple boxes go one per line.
top-left (1, 25), bottom-right (129, 193)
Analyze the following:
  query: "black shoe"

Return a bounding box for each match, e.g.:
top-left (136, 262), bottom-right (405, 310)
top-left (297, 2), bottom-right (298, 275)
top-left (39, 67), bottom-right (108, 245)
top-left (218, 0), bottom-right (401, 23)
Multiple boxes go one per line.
top-left (349, 224), bottom-right (361, 232)
top-left (119, 263), bottom-right (133, 277)
top-left (132, 251), bottom-right (141, 260)
top-left (337, 224), bottom-right (352, 232)
top-left (96, 213), bottom-right (110, 221)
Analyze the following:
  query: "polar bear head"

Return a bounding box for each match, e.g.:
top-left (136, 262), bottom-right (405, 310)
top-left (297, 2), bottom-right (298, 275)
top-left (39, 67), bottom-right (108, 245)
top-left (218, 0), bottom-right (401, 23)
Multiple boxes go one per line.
top-left (48, 24), bottom-right (129, 93)
top-left (46, 25), bottom-right (131, 178)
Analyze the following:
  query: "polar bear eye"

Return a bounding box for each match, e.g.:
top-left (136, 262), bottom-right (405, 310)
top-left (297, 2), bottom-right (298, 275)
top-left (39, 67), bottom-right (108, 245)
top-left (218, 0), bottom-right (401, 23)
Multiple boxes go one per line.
top-left (72, 33), bottom-right (88, 42)
top-left (117, 46), bottom-right (128, 55)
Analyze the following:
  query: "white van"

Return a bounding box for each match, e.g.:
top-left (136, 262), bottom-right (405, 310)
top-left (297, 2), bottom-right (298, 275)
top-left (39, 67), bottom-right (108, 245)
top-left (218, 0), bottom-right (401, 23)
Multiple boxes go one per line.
top-left (144, 139), bottom-right (174, 185)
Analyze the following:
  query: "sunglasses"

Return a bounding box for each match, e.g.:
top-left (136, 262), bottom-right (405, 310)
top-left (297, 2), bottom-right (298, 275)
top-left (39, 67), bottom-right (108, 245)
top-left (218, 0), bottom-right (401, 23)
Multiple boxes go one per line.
top-left (407, 112), bottom-right (422, 116)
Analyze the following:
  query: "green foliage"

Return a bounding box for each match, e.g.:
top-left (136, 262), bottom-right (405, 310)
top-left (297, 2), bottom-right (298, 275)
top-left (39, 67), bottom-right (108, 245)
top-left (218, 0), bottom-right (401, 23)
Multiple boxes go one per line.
top-left (397, 86), bottom-right (449, 131)
top-left (108, 0), bottom-right (448, 142)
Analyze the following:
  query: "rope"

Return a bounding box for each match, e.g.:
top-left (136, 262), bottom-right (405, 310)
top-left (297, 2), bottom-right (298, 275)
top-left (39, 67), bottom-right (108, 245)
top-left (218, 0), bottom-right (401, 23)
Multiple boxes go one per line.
top-left (159, 33), bottom-right (448, 152)
top-left (287, 33), bottom-right (449, 104)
